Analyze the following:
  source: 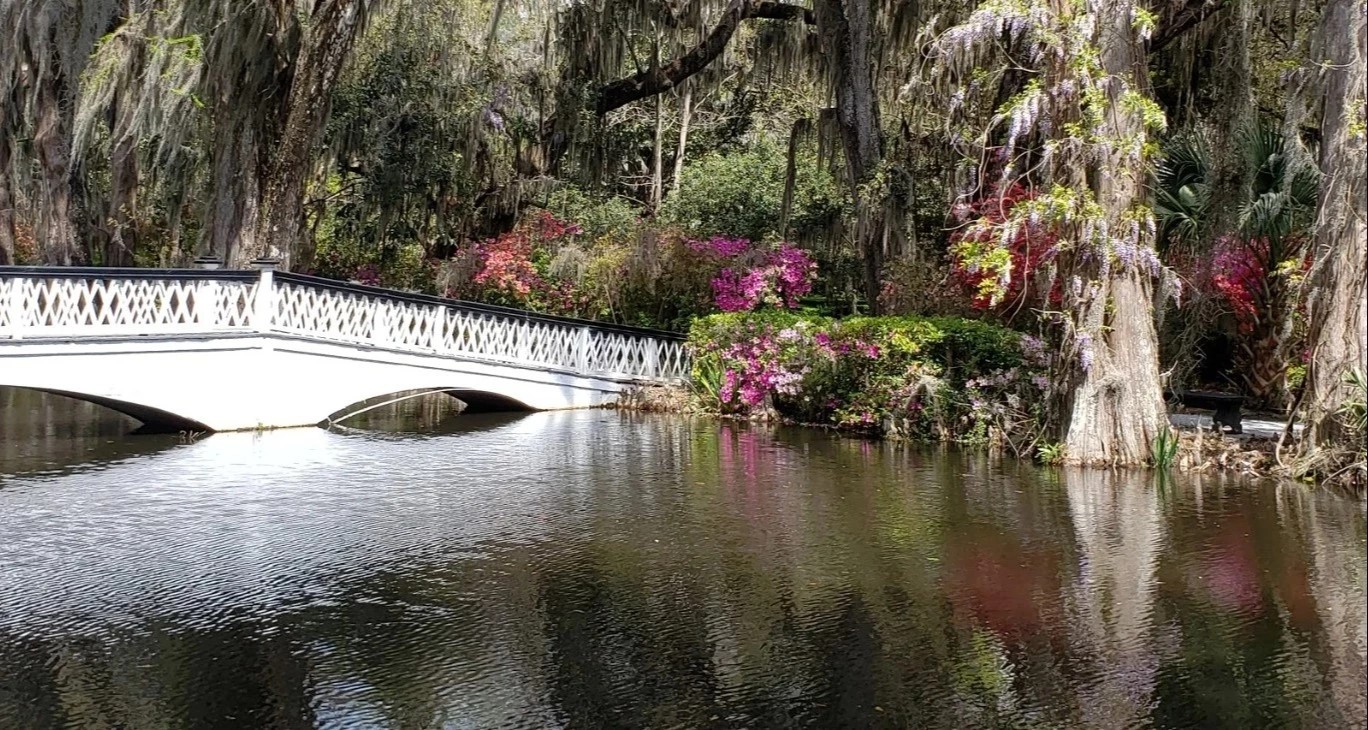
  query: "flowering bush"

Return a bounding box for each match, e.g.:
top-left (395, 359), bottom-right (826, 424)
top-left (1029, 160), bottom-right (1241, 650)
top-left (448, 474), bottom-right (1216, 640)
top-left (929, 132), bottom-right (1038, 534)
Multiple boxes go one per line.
top-left (440, 214), bottom-right (819, 328)
top-left (1167, 233), bottom-right (1312, 408)
top-left (691, 237), bottom-right (817, 312)
top-left (447, 211), bottom-right (583, 309)
top-left (352, 263), bottom-right (382, 286)
top-left (1200, 234), bottom-right (1312, 335)
top-left (948, 183), bottom-right (1060, 313)
top-left (688, 312), bottom-right (1046, 443)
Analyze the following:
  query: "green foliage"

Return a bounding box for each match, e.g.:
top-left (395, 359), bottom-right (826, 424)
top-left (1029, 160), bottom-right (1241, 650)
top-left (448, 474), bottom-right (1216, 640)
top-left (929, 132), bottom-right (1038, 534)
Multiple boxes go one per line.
top-left (326, 30), bottom-right (483, 255)
top-left (1287, 363), bottom-right (1308, 392)
top-left (922, 316), bottom-right (1027, 377)
top-left (1035, 442), bottom-right (1066, 465)
top-left (1239, 122), bottom-right (1320, 244)
top-left (689, 353), bottom-right (726, 411)
top-left (1340, 369), bottom-right (1367, 437)
top-left (1152, 428), bottom-right (1180, 469)
top-left (660, 141), bottom-right (842, 243)
top-left (687, 311), bottom-right (1045, 446)
top-left (543, 187), bottom-right (639, 240)
top-left (1157, 120), bottom-right (1321, 253)
top-left (1156, 134), bottom-right (1212, 251)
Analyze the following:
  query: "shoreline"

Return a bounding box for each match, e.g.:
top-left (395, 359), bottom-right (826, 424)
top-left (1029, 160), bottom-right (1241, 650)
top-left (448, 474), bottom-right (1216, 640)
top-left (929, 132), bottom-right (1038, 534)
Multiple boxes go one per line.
top-left (613, 384), bottom-right (1326, 483)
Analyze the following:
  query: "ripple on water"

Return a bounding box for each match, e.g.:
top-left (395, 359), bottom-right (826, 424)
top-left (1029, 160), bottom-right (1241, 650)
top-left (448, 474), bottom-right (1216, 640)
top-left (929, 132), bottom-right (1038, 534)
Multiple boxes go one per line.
top-left (0, 404), bottom-right (1365, 729)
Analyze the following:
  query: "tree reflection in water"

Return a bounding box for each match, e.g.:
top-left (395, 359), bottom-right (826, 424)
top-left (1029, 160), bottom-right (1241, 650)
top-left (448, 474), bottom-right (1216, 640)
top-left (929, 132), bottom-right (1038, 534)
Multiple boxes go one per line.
top-left (0, 401), bottom-right (1363, 728)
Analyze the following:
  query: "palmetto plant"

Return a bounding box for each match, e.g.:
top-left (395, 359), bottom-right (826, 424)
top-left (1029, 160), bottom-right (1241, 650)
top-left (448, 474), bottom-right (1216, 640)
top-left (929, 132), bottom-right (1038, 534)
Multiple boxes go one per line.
top-left (1239, 124), bottom-right (1321, 247)
top-left (1155, 133), bottom-right (1211, 252)
top-left (1156, 121), bottom-right (1320, 410)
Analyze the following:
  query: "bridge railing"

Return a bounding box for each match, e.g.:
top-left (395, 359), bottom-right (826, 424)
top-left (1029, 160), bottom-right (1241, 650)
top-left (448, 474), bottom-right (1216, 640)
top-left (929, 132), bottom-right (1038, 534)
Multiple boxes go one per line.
top-left (0, 266), bottom-right (689, 383)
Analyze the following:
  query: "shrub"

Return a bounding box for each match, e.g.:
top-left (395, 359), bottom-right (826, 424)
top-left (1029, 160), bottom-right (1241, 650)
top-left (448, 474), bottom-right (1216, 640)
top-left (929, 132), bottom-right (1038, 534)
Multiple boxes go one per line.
top-left (661, 142), bottom-right (843, 243)
top-left (543, 187), bottom-right (640, 240)
top-left (687, 312), bottom-right (1046, 444)
top-left (443, 211), bottom-right (580, 310)
top-left (947, 183), bottom-right (1061, 316)
top-left (437, 209), bottom-right (819, 331)
top-left (879, 256), bottom-right (973, 317)
top-left (700, 238), bottom-right (816, 312)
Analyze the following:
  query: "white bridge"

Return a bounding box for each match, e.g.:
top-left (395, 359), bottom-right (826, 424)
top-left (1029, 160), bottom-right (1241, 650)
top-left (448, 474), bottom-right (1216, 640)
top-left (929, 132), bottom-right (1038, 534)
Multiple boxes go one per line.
top-left (0, 265), bottom-right (689, 432)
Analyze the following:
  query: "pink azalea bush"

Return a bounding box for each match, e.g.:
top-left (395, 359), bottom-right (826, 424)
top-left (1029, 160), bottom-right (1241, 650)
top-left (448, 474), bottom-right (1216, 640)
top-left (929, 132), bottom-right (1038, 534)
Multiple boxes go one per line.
top-left (442, 217), bottom-right (819, 328)
top-left (688, 312), bottom-right (1047, 443)
top-left (1205, 235), bottom-right (1267, 334)
top-left (688, 237), bottom-right (817, 312)
top-left (448, 211), bottom-right (582, 309)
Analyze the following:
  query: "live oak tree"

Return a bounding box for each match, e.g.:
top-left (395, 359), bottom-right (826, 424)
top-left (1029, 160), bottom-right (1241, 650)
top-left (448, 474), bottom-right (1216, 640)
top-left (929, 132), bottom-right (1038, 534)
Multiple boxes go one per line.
top-left (48, 0), bottom-right (373, 269)
top-left (552, 0), bottom-right (923, 313)
top-left (1, 0), bottom-right (122, 265)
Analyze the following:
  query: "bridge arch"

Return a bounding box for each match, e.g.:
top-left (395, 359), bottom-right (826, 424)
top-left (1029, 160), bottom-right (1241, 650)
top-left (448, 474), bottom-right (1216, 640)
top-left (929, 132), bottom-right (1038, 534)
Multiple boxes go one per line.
top-left (324, 387), bottom-right (536, 427)
top-left (8, 387), bottom-right (211, 434)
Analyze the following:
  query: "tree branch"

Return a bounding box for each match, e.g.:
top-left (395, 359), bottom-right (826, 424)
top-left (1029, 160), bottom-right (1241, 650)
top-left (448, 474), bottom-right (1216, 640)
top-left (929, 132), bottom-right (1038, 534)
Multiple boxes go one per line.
top-left (1151, 0), bottom-right (1231, 53)
top-left (594, 0), bottom-right (814, 115)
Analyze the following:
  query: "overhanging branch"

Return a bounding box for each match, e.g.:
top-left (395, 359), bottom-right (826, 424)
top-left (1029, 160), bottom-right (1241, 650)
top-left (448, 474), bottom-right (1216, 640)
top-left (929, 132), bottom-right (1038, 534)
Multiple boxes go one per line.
top-left (1151, 0), bottom-right (1231, 53)
top-left (594, 0), bottom-right (814, 115)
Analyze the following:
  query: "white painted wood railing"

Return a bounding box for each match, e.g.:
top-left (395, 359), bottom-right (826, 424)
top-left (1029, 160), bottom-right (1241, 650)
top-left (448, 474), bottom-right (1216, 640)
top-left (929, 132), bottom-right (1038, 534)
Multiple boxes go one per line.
top-left (0, 266), bottom-right (689, 382)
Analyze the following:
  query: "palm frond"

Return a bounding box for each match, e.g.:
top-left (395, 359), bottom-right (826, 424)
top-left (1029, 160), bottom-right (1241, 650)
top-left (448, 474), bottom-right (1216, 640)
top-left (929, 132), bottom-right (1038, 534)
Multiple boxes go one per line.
top-left (1157, 133), bottom-right (1210, 193)
top-left (1155, 182), bottom-right (1209, 249)
top-left (1236, 119), bottom-right (1320, 243)
top-left (1155, 133), bottom-right (1212, 250)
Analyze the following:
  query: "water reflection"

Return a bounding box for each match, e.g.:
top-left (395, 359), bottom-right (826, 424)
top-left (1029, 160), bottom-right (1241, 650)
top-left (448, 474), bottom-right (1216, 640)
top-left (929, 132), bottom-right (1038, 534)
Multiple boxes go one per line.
top-left (0, 394), bottom-right (1364, 729)
top-left (0, 388), bottom-right (182, 481)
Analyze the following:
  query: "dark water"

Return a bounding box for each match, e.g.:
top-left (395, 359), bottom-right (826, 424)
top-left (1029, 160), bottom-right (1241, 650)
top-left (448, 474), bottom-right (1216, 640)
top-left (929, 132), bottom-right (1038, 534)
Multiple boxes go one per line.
top-left (1, 389), bottom-right (1364, 730)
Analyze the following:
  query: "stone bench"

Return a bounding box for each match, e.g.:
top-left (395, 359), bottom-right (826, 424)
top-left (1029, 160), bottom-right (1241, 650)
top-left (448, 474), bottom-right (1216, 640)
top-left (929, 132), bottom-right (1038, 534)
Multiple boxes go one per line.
top-left (1166, 390), bottom-right (1245, 434)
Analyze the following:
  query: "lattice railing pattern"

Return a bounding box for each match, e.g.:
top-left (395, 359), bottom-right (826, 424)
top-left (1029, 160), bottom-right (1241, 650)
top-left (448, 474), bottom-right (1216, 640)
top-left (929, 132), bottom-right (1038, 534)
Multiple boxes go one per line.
top-left (270, 279), bottom-right (688, 381)
top-left (1, 269), bottom-right (688, 383)
top-left (1, 275), bottom-right (257, 337)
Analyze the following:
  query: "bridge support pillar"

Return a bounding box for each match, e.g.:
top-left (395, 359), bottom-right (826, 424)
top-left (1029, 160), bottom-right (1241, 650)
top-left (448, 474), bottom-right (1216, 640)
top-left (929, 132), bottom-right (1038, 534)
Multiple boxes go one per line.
top-left (5, 277), bottom-right (25, 340)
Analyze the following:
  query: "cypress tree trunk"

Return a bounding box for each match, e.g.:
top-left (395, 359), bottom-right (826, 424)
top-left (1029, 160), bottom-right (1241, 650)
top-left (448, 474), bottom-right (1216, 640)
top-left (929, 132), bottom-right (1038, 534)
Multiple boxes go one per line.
top-left (1300, 0), bottom-right (1367, 458)
top-left (1206, 0), bottom-right (1255, 237)
top-left (1060, 0), bottom-right (1168, 465)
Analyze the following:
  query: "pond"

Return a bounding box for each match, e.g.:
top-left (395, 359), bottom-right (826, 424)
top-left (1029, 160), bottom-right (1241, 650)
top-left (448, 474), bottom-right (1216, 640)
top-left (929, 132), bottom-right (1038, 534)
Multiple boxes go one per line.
top-left (1, 388), bottom-right (1364, 729)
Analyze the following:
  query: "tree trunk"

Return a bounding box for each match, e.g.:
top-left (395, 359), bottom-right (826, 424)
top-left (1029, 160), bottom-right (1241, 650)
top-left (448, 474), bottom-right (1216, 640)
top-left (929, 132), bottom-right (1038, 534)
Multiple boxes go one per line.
top-left (1300, 0), bottom-right (1367, 455)
top-left (1205, 0), bottom-right (1254, 237)
top-left (209, 115), bottom-right (262, 267)
top-left (671, 85), bottom-right (692, 194)
top-left (250, 0), bottom-right (366, 269)
top-left (1061, 0), bottom-right (1168, 465)
top-left (105, 88), bottom-right (139, 268)
top-left (0, 135), bottom-right (14, 265)
top-left (650, 76), bottom-right (665, 211)
top-left (1237, 274), bottom-right (1292, 411)
top-left (33, 74), bottom-right (82, 265)
top-left (780, 117), bottom-right (809, 238)
top-left (816, 0), bottom-right (885, 313)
